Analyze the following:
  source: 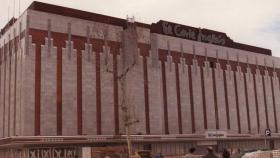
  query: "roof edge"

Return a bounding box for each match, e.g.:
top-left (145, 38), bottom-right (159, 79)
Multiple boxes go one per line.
top-left (28, 1), bottom-right (150, 29)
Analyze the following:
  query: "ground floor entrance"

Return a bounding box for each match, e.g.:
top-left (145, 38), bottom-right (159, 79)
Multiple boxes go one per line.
top-left (0, 136), bottom-right (279, 158)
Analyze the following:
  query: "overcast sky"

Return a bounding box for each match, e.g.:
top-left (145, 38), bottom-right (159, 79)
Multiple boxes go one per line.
top-left (1, 0), bottom-right (280, 56)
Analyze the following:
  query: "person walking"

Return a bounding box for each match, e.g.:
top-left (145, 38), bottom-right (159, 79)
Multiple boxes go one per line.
top-left (222, 149), bottom-right (230, 158)
top-left (202, 147), bottom-right (218, 158)
top-left (185, 147), bottom-right (200, 158)
top-left (231, 149), bottom-right (241, 158)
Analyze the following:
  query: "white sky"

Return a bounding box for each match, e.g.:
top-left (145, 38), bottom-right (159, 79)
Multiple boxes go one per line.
top-left (1, 0), bottom-right (280, 56)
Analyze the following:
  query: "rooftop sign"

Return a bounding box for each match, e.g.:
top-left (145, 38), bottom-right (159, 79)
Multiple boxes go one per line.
top-left (162, 21), bottom-right (226, 45)
top-left (151, 20), bottom-right (271, 55)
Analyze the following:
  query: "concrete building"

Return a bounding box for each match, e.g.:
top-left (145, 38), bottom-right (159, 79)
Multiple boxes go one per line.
top-left (0, 1), bottom-right (280, 157)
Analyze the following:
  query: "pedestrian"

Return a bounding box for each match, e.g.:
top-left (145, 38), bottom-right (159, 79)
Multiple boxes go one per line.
top-left (222, 149), bottom-right (230, 158)
top-left (185, 147), bottom-right (199, 158)
top-left (202, 147), bottom-right (218, 158)
top-left (231, 149), bottom-right (241, 158)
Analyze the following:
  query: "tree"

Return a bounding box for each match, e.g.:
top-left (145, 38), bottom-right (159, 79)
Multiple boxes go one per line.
top-left (103, 16), bottom-right (140, 158)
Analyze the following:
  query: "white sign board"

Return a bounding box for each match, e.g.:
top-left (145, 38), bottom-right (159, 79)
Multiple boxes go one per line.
top-left (265, 129), bottom-right (271, 136)
top-left (205, 131), bottom-right (227, 139)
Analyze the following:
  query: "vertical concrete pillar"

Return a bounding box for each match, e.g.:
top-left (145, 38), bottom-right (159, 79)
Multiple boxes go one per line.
top-left (82, 43), bottom-right (96, 135)
top-left (147, 56), bottom-right (163, 134)
top-left (6, 39), bottom-right (11, 137)
top-left (264, 71), bottom-right (276, 132)
top-left (179, 58), bottom-right (192, 134)
top-left (100, 49), bottom-right (114, 135)
top-left (40, 19), bottom-right (57, 136)
top-left (191, 59), bottom-right (204, 133)
top-left (15, 23), bottom-right (23, 136)
top-left (225, 65), bottom-right (238, 133)
top-left (203, 61), bottom-right (216, 130)
top-left (41, 37), bottom-right (57, 136)
top-left (246, 68), bottom-right (258, 134)
top-left (3, 43), bottom-right (7, 137)
top-left (215, 63), bottom-right (227, 130)
top-left (10, 33), bottom-right (15, 137)
top-left (62, 41), bottom-right (77, 135)
top-left (22, 35), bottom-right (35, 136)
top-left (165, 56), bottom-right (179, 134)
top-left (236, 66), bottom-right (249, 133)
top-left (255, 69), bottom-right (267, 132)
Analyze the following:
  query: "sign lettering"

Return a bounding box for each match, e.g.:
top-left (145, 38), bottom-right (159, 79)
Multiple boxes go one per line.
top-left (161, 21), bottom-right (226, 45)
top-left (205, 131), bottom-right (227, 138)
top-left (29, 148), bottom-right (76, 158)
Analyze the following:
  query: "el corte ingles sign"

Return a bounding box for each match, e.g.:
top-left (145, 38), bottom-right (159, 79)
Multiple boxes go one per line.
top-left (153, 21), bottom-right (230, 46)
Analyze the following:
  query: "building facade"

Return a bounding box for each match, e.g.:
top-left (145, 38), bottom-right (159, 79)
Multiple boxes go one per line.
top-left (0, 1), bottom-right (280, 157)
